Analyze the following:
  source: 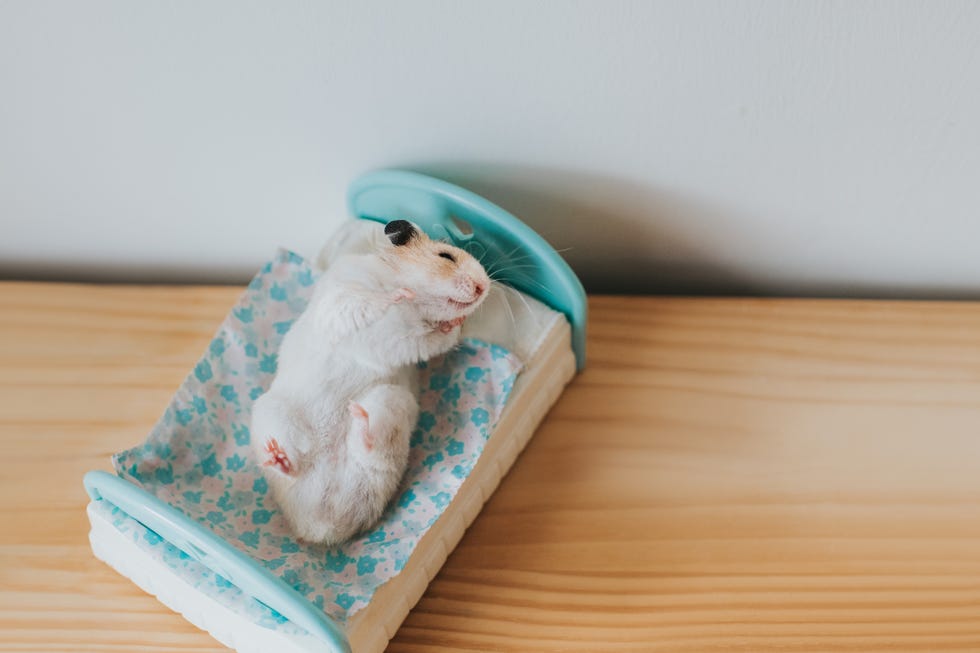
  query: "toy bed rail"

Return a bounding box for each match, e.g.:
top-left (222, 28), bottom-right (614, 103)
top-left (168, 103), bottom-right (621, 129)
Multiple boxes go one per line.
top-left (84, 169), bottom-right (586, 652)
top-left (84, 470), bottom-right (351, 651)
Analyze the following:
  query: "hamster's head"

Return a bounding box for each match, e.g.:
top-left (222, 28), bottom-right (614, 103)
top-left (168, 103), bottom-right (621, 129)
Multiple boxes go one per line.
top-left (381, 220), bottom-right (490, 323)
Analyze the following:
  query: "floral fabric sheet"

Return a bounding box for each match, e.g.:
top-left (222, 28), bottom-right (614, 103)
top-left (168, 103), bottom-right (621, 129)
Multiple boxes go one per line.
top-left (111, 249), bottom-right (523, 623)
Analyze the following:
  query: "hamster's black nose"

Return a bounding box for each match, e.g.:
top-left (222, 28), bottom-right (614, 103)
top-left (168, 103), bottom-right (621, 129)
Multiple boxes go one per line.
top-left (384, 220), bottom-right (417, 246)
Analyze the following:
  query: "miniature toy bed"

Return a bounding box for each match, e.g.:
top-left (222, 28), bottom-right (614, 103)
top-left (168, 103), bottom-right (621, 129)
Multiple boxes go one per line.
top-left (83, 170), bottom-right (586, 653)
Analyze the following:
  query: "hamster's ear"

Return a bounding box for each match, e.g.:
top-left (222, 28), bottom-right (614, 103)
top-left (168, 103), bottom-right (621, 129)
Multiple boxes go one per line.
top-left (384, 220), bottom-right (418, 247)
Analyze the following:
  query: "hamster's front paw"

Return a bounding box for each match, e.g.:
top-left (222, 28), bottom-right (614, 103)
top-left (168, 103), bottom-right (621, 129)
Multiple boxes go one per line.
top-left (262, 437), bottom-right (293, 475)
top-left (391, 288), bottom-right (415, 303)
top-left (436, 315), bottom-right (466, 334)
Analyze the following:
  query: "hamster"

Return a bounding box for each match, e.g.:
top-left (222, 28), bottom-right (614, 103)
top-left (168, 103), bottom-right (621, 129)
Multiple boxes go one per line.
top-left (251, 220), bottom-right (490, 545)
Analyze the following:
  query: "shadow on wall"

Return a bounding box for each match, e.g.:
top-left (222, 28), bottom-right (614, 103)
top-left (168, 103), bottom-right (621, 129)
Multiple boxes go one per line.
top-left (403, 161), bottom-right (765, 295)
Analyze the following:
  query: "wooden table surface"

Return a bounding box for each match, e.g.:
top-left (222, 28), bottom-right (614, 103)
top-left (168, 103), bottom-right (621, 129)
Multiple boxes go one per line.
top-left (3, 282), bottom-right (980, 652)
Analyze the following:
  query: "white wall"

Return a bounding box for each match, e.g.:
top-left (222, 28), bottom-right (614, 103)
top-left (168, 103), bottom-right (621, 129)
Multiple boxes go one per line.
top-left (2, 1), bottom-right (980, 295)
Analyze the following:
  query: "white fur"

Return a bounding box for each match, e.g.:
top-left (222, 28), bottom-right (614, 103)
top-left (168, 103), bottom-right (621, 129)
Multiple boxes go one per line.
top-left (252, 223), bottom-right (489, 545)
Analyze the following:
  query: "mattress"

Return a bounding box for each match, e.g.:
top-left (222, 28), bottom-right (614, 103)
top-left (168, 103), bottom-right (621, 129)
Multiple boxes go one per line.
top-left (86, 235), bottom-right (576, 652)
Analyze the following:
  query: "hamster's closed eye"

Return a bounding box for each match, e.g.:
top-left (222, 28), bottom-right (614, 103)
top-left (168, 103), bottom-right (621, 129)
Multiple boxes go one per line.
top-left (438, 251), bottom-right (456, 263)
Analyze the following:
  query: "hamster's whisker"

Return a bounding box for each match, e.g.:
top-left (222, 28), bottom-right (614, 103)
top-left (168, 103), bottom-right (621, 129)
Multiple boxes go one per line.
top-left (499, 241), bottom-right (529, 262)
top-left (494, 250), bottom-right (544, 275)
top-left (488, 263), bottom-right (553, 295)
top-left (494, 261), bottom-right (545, 274)
top-left (494, 281), bottom-right (542, 331)
top-left (486, 268), bottom-right (510, 285)
top-left (483, 254), bottom-right (507, 277)
top-left (476, 252), bottom-right (499, 279)
top-left (481, 243), bottom-right (530, 278)
top-left (508, 284), bottom-right (540, 325)
top-left (487, 258), bottom-right (553, 296)
top-left (492, 280), bottom-right (520, 332)
top-left (486, 257), bottom-right (530, 279)
top-left (503, 246), bottom-right (535, 261)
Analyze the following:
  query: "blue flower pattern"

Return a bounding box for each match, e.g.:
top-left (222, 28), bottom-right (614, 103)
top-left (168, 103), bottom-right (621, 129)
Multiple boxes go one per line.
top-left (109, 250), bottom-right (523, 625)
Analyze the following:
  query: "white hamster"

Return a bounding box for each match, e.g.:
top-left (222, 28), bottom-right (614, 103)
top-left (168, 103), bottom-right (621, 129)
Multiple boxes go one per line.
top-left (251, 220), bottom-right (490, 545)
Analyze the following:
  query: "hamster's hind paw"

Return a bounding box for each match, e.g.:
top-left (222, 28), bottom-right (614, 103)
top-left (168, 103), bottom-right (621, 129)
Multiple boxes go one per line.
top-left (262, 438), bottom-right (293, 475)
top-left (348, 401), bottom-right (373, 451)
top-left (391, 288), bottom-right (415, 303)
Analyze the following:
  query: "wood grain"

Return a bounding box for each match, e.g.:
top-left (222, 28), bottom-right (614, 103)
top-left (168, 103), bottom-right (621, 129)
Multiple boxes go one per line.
top-left (3, 284), bottom-right (980, 652)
